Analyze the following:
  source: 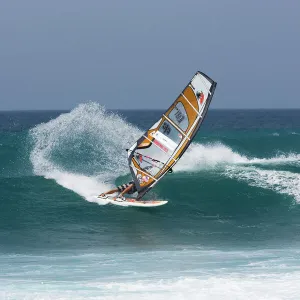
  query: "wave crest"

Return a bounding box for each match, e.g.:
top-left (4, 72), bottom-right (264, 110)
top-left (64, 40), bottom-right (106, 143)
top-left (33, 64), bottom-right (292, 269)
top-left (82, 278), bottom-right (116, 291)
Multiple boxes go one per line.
top-left (176, 142), bottom-right (300, 172)
top-left (29, 103), bottom-right (141, 202)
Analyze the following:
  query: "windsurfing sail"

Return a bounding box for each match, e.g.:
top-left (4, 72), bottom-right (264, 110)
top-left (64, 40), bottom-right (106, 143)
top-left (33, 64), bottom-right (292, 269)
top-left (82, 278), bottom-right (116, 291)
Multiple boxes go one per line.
top-left (127, 71), bottom-right (217, 199)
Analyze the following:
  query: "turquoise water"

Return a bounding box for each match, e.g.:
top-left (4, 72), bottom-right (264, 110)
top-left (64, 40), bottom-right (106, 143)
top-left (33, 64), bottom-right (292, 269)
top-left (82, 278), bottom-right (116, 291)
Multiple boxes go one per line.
top-left (1, 103), bottom-right (300, 299)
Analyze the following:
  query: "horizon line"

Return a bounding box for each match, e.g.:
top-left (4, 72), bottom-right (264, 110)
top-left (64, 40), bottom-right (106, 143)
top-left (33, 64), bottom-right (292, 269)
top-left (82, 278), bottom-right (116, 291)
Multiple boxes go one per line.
top-left (1, 108), bottom-right (300, 112)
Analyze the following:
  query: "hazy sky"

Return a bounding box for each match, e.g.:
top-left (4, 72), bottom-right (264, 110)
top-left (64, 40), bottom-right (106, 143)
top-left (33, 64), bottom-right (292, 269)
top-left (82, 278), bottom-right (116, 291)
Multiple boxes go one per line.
top-left (0, 0), bottom-right (299, 110)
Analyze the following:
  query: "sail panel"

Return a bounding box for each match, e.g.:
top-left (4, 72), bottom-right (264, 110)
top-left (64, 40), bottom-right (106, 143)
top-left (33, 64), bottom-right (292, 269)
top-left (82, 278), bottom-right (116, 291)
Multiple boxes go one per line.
top-left (128, 71), bottom-right (217, 199)
top-left (168, 102), bottom-right (189, 132)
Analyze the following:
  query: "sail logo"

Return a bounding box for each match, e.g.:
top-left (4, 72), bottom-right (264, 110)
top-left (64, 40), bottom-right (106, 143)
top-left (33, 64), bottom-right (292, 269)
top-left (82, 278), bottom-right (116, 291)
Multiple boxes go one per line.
top-left (154, 139), bottom-right (168, 153)
top-left (142, 175), bottom-right (149, 183)
top-left (135, 154), bottom-right (143, 163)
top-left (162, 122), bottom-right (171, 135)
top-left (197, 91), bottom-right (205, 104)
top-left (174, 107), bottom-right (185, 123)
top-left (137, 174), bottom-right (150, 184)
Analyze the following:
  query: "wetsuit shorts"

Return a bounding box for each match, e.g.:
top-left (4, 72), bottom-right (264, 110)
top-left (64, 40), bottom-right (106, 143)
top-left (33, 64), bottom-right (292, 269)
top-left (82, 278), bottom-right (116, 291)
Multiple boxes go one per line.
top-left (117, 181), bottom-right (137, 194)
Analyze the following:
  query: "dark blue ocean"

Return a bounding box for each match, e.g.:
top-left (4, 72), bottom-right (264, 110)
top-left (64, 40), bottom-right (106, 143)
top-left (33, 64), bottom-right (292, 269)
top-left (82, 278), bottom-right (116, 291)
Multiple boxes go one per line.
top-left (1, 103), bottom-right (300, 299)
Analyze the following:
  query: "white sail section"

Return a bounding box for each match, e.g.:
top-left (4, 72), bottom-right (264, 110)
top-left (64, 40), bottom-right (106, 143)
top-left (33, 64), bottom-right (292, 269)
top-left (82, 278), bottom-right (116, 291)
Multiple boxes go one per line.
top-left (127, 71), bottom-right (217, 199)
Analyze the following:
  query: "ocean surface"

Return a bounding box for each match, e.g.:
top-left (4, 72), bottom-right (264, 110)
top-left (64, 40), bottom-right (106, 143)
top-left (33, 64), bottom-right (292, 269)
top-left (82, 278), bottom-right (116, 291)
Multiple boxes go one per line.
top-left (1, 103), bottom-right (300, 299)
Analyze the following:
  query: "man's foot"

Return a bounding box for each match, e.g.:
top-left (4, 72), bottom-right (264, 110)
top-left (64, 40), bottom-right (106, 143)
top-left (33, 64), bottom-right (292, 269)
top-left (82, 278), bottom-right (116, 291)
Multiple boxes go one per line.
top-left (98, 193), bottom-right (107, 198)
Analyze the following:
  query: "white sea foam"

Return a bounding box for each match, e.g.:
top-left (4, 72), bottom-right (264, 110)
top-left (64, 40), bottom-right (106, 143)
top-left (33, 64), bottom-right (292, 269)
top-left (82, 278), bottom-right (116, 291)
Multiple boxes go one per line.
top-left (96, 274), bottom-right (300, 300)
top-left (1, 268), bottom-right (300, 300)
top-left (1, 249), bottom-right (300, 300)
top-left (175, 142), bottom-right (300, 172)
top-left (29, 103), bottom-right (141, 203)
top-left (272, 132), bottom-right (280, 136)
top-left (225, 166), bottom-right (300, 202)
top-left (175, 143), bottom-right (248, 171)
top-left (43, 170), bottom-right (111, 204)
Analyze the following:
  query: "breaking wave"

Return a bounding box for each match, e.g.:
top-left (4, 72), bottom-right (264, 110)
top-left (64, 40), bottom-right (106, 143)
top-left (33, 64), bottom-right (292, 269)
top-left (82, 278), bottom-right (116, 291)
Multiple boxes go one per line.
top-left (29, 103), bottom-right (300, 203)
top-left (29, 103), bottom-right (141, 203)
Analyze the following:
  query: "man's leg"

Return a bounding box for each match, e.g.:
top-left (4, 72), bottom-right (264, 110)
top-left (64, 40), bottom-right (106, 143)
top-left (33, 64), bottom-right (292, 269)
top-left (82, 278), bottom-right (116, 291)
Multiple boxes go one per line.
top-left (118, 185), bottom-right (132, 198)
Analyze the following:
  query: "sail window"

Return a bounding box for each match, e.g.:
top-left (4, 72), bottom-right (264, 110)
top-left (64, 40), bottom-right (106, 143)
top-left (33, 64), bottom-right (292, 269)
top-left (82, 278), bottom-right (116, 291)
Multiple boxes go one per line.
top-left (158, 120), bottom-right (182, 145)
top-left (169, 102), bottom-right (189, 131)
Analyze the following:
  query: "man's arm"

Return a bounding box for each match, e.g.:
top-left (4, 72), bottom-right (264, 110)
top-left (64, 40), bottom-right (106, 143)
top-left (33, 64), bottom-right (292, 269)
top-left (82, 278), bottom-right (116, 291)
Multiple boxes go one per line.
top-left (99, 188), bottom-right (119, 197)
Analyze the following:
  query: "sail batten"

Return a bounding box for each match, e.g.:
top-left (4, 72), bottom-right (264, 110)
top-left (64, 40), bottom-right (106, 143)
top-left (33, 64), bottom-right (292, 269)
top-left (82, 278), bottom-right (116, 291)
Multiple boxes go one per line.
top-left (127, 71), bottom-right (217, 199)
top-left (181, 93), bottom-right (200, 115)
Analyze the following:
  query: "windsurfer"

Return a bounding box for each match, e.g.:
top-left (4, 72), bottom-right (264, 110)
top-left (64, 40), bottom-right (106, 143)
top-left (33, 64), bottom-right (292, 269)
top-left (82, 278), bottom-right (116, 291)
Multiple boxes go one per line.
top-left (99, 181), bottom-right (137, 199)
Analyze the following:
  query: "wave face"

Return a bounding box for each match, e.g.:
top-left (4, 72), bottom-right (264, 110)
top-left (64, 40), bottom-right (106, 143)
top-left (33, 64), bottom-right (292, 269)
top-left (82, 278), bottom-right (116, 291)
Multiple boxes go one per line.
top-left (1, 106), bottom-right (300, 253)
